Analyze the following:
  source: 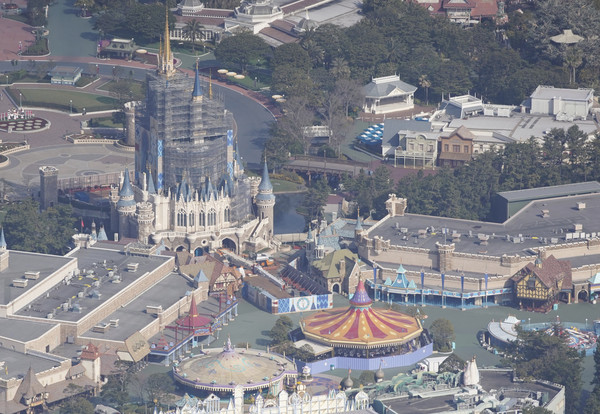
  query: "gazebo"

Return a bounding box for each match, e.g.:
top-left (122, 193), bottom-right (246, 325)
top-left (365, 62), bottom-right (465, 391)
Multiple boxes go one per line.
top-left (299, 280), bottom-right (425, 358)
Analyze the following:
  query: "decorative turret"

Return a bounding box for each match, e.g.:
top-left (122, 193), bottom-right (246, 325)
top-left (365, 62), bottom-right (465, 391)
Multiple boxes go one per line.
top-left (147, 171), bottom-right (156, 195)
top-left (192, 61), bottom-right (203, 102)
top-left (341, 369), bottom-right (353, 390)
top-left (463, 355), bottom-right (480, 386)
top-left (91, 220), bottom-right (97, 241)
top-left (255, 161), bottom-right (275, 239)
top-left (97, 225), bottom-right (108, 241)
top-left (117, 168), bottom-right (136, 239)
top-left (0, 227), bottom-right (6, 252)
top-left (349, 279), bottom-right (373, 308)
top-left (375, 360), bottom-right (384, 383)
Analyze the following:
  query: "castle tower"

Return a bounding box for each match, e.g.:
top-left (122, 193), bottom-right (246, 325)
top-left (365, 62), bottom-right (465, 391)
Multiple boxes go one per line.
top-left (117, 168), bottom-right (136, 239)
top-left (255, 161), bottom-right (275, 239)
top-left (137, 201), bottom-right (155, 243)
top-left (39, 166), bottom-right (58, 211)
top-left (0, 227), bottom-right (8, 271)
top-left (192, 61), bottom-right (203, 102)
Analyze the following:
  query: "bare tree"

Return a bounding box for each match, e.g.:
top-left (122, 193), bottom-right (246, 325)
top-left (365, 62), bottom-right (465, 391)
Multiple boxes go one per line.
top-left (278, 96), bottom-right (315, 156)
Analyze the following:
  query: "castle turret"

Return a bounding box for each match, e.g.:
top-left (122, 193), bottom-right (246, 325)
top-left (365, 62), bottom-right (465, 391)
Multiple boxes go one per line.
top-left (255, 161), bottom-right (275, 239)
top-left (137, 201), bottom-right (155, 243)
top-left (117, 168), bottom-right (136, 239)
top-left (39, 166), bottom-right (58, 211)
top-left (192, 61), bottom-right (203, 102)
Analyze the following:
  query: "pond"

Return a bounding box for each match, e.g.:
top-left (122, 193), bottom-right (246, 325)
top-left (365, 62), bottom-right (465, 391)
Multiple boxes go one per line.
top-left (273, 192), bottom-right (306, 234)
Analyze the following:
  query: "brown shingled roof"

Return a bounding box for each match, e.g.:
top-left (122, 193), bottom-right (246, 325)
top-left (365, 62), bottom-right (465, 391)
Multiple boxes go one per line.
top-left (512, 255), bottom-right (572, 290)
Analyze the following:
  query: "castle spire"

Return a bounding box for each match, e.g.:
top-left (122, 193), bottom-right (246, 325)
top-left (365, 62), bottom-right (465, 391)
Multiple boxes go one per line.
top-left (159, 6), bottom-right (175, 76)
top-left (192, 60), bottom-right (203, 101)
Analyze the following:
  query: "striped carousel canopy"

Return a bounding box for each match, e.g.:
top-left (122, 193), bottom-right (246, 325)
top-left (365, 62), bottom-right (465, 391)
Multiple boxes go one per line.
top-left (300, 280), bottom-right (423, 348)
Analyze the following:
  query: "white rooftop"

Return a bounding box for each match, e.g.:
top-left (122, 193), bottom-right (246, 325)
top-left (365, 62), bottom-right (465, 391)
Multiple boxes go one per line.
top-left (530, 86), bottom-right (593, 102)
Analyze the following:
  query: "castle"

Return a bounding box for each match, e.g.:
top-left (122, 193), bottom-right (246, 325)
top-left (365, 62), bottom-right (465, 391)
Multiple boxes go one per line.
top-left (109, 12), bottom-right (275, 255)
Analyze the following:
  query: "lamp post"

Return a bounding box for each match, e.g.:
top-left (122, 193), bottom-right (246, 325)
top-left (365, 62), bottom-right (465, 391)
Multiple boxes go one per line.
top-left (19, 92), bottom-right (22, 109)
top-left (69, 99), bottom-right (72, 114)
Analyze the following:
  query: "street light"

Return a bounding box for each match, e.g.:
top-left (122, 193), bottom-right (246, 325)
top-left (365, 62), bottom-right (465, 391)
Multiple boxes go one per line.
top-left (19, 92), bottom-right (22, 109)
top-left (69, 99), bottom-right (72, 114)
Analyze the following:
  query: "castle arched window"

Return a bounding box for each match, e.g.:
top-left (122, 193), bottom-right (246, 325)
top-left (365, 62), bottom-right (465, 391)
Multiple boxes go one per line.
top-left (209, 208), bottom-right (216, 226)
top-left (177, 209), bottom-right (187, 227)
top-left (199, 211), bottom-right (205, 227)
top-left (189, 211), bottom-right (195, 227)
top-left (224, 207), bottom-right (230, 222)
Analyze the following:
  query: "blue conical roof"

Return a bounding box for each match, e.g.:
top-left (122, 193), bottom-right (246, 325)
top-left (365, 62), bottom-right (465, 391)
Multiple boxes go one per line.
top-left (258, 162), bottom-right (273, 192)
top-left (147, 171), bottom-right (156, 194)
top-left (192, 62), bottom-right (203, 98)
top-left (355, 215), bottom-right (363, 231)
top-left (119, 168), bottom-right (134, 197)
top-left (97, 226), bottom-right (108, 241)
top-left (0, 228), bottom-right (6, 249)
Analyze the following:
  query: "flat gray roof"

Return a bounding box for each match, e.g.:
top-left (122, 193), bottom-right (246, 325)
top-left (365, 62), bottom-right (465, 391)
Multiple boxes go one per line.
top-left (531, 86), bottom-right (593, 101)
top-left (0, 319), bottom-right (56, 343)
top-left (0, 251), bottom-right (75, 306)
top-left (81, 272), bottom-right (192, 341)
top-left (369, 193), bottom-right (600, 259)
top-left (15, 247), bottom-right (173, 322)
top-left (448, 113), bottom-right (598, 142)
top-left (0, 347), bottom-right (67, 381)
top-left (498, 181), bottom-right (600, 202)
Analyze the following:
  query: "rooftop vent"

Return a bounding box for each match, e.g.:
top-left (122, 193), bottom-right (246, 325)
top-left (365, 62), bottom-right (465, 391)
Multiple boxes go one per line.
top-left (574, 223), bottom-right (583, 232)
top-left (24, 271), bottom-right (40, 280)
top-left (541, 209), bottom-right (550, 218)
top-left (577, 202), bottom-right (586, 210)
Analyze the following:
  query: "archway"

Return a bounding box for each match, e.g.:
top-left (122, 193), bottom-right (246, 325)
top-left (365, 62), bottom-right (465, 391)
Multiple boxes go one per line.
top-left (222, 238), bottom-right (237, 253)
top-left (332, 283), bottom-right (340, 294)
top-left (578, 289), bottom-right (588, 302)
top-left (194, 247), bottom-right (207, 257)
top-left (176, 245), bottom-right (186, 252)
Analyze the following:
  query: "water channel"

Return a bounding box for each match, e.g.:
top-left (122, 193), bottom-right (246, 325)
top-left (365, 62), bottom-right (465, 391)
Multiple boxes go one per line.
top-left (273, 192), bottom-right (306, 234)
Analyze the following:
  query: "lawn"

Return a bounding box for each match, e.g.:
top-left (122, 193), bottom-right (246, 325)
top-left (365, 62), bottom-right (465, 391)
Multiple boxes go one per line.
top-left (13, 89), bottom-right (118, 112)
top-left (96, 79), bottom-right (145, 101)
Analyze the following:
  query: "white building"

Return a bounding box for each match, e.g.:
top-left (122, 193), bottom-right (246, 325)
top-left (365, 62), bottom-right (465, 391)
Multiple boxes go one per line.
top-left (363, 75), bottom-right (417, 114)
top-left (528, 86), bottom-right (594, 120)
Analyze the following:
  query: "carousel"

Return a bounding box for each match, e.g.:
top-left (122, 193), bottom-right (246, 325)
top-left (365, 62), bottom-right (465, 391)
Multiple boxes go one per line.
top-left (173, 337), bottom-right (297, 395)
top-left (299, 279), bottom-right (429, 358)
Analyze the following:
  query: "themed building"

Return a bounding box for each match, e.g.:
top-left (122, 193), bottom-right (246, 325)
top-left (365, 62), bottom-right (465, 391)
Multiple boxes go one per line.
top-left (297, 280), bottom-right (432, 369)
top-left (109, 13), bottom-right (275, 255)
top-left (510, 255), bottom-right (572, 312)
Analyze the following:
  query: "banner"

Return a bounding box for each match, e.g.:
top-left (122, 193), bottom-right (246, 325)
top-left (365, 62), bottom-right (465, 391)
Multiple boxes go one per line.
top-left (441, 273), bottom-right (445, 292)
top-left (420, 271), bottom-right (424, 289)
top-left (461, 275), bottom-right (464, 293)
top-left (484, 273), bottom-right (489, 291)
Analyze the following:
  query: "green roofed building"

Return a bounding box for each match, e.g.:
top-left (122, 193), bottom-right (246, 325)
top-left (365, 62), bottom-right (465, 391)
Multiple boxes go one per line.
top-left (311, 248), bottom-right (361, 295)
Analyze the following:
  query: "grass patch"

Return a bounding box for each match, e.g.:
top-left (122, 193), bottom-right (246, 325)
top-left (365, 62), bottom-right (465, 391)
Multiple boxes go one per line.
top-left (88, 116), bottom-right (121, 128)
top-left (8, 88), bottom-right (118, 112)
top-left (96, 79), bottom-right (145, 101)
top-left (22, 38), bottom-right (49, 56)
top-left (75, 75), bottom-right (96, 87)
top-left (271, 178), bottom-right (305, 193)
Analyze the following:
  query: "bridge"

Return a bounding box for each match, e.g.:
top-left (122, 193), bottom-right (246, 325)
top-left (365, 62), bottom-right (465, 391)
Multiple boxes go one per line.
top-left (282, 156), bottom-right (372, 178)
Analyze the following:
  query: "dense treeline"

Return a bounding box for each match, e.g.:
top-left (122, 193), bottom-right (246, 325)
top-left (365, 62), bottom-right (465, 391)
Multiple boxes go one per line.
top-left (396, 127), bottom-right (600, 221)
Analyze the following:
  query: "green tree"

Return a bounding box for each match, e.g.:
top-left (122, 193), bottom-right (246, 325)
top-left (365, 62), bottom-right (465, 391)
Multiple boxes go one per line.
top-left (2, 200), bottom-right (76, 255)
top-left (272, 43), bottom-right (311, 73)
top-left (299, 178), bottom-right (330, 225)
top-left (214, 32), bottom-right (270, 73)
top-left (504, 329), bottom-right (583, 414)
top-left (428, 318), bottom-right (455, 352)
top-left (60, 396), bottom-right (95, 414)
top-left (268, 315), bottom-right (294, 345)
top-left (183, 19), bottom-right (203, 51)
top-left (358, 370), bottom-right (375, 386)
top-left (145, 372), bottom-right (176, 406)
top-left (438, 353), bottom-right (465, 373)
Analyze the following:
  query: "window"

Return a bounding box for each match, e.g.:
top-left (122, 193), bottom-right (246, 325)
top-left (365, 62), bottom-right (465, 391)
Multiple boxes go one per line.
top-left (189, 212), bottom-right (195, 226)
top-left (453, 145), bottom-right (460, 152)
top-left (224, 207), bottom-right (230, 222)
top-left (464, 145), bottom-right (469, 153)
top-left (428, 145), bottom-right (434, 152)
top-left (419, 144), bottom-right (424, 151)
top-left (199, 211), bottom-right (205, 226)
top-left (409, 143), bottom-right (414, 151)
top-left (177, 209), bottom-right (186, 227)
top-left (444, 144), bottom-right (449, 152)
top-left (527, 278), bottom-right (536, 290)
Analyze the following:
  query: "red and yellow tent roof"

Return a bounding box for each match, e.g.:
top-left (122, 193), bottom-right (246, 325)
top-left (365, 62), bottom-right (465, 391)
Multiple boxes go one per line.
top-left (301, 280), bottom-right (422, 348)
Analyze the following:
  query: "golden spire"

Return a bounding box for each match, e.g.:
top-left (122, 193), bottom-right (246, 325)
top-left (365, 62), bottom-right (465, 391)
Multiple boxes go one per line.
top-left (160, 6), bottom-right (174, 76)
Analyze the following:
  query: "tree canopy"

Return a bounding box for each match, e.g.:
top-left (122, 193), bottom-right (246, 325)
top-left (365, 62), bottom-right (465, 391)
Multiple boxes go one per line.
top-left (503, 327), bottom-right (583, 414)
top-left (2, 200), bottom-right (75, 255)
top-left (214, 32), bottom-right (271, 74)
top-left (428, 318), bottom-right (455, 352)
